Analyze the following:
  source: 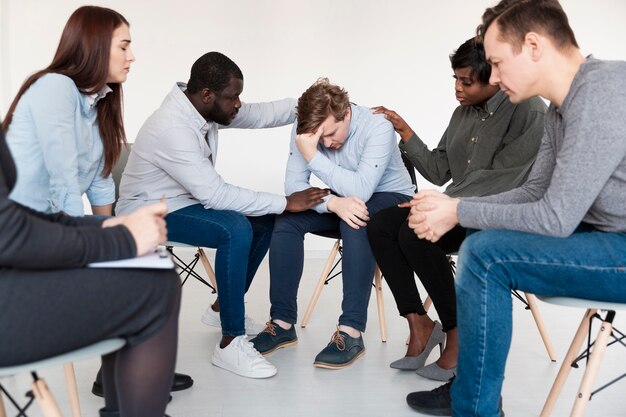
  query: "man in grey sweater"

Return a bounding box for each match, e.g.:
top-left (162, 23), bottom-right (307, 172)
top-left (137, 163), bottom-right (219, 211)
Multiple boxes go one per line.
top-left (404, 1), bottom-right (626, 416)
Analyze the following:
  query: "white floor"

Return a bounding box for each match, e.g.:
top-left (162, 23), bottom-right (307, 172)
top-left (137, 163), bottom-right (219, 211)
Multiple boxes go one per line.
top-left (3, 249), bottom-right (626, 417)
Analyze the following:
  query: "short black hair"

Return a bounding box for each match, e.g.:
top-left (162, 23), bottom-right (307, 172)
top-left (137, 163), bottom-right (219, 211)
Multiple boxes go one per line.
top-left (449, 38), bottom-right (491, 85)
top-left (186, 51), bottom-right (243, 94)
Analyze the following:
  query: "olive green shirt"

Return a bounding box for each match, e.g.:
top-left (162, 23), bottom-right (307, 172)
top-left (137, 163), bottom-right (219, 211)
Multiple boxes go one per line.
top-left (399, 90), bottom-right (546, 198)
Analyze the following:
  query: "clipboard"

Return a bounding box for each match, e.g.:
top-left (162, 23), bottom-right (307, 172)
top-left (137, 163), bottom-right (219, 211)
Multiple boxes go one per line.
top-left (88, 248), bottom-right (174, 269)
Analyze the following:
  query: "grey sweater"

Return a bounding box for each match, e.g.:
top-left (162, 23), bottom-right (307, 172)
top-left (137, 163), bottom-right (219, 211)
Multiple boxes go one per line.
top-left (458, 58), bottom-right (626, 236)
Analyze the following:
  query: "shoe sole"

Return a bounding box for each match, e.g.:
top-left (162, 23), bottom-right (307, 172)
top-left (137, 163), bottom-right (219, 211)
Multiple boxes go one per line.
top-left (406, 404), bottom-right (452, 416)
top-left (313, 348), bottom-right (366, 369)
top-left (259, 339), bottom-right (298, 356)
top-left (201, 314), bottom-right (221, 328)
top-left (211, 357), bottom-right (277, 379)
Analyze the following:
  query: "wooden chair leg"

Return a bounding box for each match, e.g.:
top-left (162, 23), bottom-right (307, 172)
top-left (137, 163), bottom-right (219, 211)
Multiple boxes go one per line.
top-left (540, 309), bottom-right (596, 417)
top-left (32, 377), bottom-right (63, 417)
top-left (570, 315), bottom-right (613, 417)
top-left (0, 390), bottom-right (7, 417)
top-left (64, 363), bottom-right (81, 417)
top-left (423, 295), bottom-right (432, 312)
top-left (198, 248), bottom-right (218, 291)
top-left (301, 240), bottom-right (340, 328)
top-left (525, 293), bottom-right (558, 361)
top-left (374, 266), bottom-right (387, 342)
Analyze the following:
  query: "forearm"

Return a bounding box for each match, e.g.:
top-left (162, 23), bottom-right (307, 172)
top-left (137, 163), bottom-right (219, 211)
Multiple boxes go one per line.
top-left (399, 132), bottom-right (451, 186)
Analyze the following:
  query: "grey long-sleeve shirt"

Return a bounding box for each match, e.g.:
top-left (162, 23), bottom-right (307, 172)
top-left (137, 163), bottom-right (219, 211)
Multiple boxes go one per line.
top-left (399, 90), bottom-right (546, 198)
top-left (117, 83), bottom-right (296, 216)
top-left (458, 58), bottom-right (626, 236)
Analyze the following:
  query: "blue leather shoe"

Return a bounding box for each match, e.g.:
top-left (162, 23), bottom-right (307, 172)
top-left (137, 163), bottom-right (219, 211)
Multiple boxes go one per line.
top-left (313, 329), bottom-right (365, 369)
top-left (249, 321), bottom-right (298, 355)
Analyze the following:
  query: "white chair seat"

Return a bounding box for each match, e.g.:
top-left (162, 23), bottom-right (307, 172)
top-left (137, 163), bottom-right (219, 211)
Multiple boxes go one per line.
top-left (538, 296), bottom-right (626, 312)
top-left (0, 338), bottom-right (125, 377)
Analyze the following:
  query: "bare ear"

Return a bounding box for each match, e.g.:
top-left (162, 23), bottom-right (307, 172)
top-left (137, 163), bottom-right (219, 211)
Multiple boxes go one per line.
top-left (524, 32), bottom-right (543, 62)
top-left (201, 87), bottom-right (215, 105)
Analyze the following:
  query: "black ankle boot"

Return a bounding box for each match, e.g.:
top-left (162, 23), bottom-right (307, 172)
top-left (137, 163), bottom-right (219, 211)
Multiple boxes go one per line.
top-left (99, 408), bottom-right (120, 417)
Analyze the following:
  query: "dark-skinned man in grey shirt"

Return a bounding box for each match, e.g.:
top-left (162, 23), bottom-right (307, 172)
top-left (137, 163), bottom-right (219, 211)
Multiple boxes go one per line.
top-left (406, 1), bottom-right (626, 416)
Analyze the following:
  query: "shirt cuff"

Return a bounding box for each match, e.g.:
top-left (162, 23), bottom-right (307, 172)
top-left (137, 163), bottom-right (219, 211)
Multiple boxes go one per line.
top-left (398, 133), bottom-right (425, 157)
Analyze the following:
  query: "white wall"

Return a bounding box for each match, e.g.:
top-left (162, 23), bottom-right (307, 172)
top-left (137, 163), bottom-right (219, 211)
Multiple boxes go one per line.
top-left (2, 0), bottom-right (625, 250)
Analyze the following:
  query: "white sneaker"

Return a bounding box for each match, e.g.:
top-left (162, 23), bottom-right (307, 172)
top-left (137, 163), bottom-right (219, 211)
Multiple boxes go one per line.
top-left (211, 336), bottom-right (277, 378)
top-left (201, 306), bottom-right (264, 336)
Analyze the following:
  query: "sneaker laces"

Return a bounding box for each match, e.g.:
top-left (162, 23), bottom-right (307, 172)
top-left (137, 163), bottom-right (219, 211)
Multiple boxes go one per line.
top-left (260, 321), bottom-right (277, 336)
top-left (431, 376), bottom-right (455, 394)
top-left (233, 336), bottom-right (266, 363)
top-left (328, 329), bottom-right (346, 351)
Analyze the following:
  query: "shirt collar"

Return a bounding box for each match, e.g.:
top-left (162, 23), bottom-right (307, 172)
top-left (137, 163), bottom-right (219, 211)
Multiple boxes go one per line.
top-left (474, 89), bottom-right (507, 119)
top-left (85, 84), bottom-right (113, 109)
top-left (171, 82), bottom-right (211, 137)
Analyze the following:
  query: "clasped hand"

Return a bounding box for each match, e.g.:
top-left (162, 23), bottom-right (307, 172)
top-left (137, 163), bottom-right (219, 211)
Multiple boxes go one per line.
top-left (401, 190), bottom-right (459, 242)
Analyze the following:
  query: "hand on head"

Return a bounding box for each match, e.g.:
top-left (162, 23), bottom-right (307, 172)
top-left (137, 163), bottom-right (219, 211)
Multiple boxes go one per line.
top-left (295, 126), bottom-right (324, 162)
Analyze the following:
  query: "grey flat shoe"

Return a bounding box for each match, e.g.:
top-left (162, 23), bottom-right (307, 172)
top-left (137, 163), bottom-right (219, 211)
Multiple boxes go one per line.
top-left (390, 321), bottom-right (445, 370)
top-left (416, 362), bottom-right (456, 381)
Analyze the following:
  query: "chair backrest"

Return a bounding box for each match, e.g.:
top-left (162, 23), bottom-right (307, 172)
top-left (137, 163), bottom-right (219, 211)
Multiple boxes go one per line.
top-left (111, 143), bottom-right (132, 213)
top-left (399, 141), bottom-right (418, 190)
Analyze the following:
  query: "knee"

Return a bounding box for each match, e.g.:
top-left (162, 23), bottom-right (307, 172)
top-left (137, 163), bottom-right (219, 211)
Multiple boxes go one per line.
top-left (222, 213), bottom-right (254, 244)
top-left (366, 212), bottom-right (387, 242)
top-left (459, 230), bottom-right (506, 261)
top-left (273, 213), bottom-right (306, 237)
top-left (397, 221), bottom-right (419, 247)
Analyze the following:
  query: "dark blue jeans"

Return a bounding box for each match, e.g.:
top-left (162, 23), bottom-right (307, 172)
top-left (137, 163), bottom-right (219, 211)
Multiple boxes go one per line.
top-left (451, 226), bottom-right (626, 417)
top-left (268, 192), bottom-right (411, 333)
top-left (166, 204), bottom-right (275, 336)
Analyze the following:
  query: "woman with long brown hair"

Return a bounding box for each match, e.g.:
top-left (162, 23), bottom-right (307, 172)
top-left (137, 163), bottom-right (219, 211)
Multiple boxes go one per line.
top-left (3, 5), bottom-right (134, 216)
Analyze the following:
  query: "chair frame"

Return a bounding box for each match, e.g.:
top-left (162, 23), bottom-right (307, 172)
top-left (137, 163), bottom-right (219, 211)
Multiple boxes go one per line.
top-left (419, 255), bottom-right (557, 361)
top-left (165, 245), bottom-right (218, 292)
top-left (540, 306), bottom-right (625, 417)
top-left (0, 339), bottom-right (124, 417)
top-left (300, 239), bottom-right (388, 342)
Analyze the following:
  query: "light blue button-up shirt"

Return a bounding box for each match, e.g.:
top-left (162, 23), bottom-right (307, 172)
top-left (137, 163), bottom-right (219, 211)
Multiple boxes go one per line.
top-left (116, 83), bottom-right (296, 216)
top-left (6, 73), bottom-right (115, 215)
top-left (285, 104), bottom-right (415, 213)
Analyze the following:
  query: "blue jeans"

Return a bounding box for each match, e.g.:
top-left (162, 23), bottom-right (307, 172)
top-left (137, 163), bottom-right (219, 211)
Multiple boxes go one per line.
top-left (166, 204), bottom-right (275, 336)
top-left (451, 225), bottom-right (626, 417)
top-left (268, 192), bottom-right (411, 332)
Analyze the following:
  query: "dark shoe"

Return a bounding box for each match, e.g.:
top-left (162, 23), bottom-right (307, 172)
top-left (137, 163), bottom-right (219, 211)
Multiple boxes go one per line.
top-left (313, 329), bottom-right (365, 369)
top-left (100, 410), bottom-right (171, 417)
top-left (406, 378), bottom-right (453, 416)
top-left (92, 368), bottom-right (193, 397)
top-left (249, 321), bottom-right (298, 355)
top-left (406, 377), bottom-right (505, 416)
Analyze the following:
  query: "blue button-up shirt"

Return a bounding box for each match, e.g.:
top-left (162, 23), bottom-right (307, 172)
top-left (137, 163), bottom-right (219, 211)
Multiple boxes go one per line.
top-left (285, 104), bottom-right (415, 213)
top-left (6, 73), bottom-right (115, 215)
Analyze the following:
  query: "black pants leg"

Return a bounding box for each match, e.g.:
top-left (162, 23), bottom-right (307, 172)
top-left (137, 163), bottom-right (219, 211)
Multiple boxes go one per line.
top-left (367, 205), bottom-right (466, 331)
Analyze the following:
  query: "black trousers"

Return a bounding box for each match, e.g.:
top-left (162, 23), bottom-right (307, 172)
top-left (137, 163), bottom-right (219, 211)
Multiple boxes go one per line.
top-left (0, 267), bottom-right (180, 366)
top-left (367, 205), bottom-right (466, 331)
